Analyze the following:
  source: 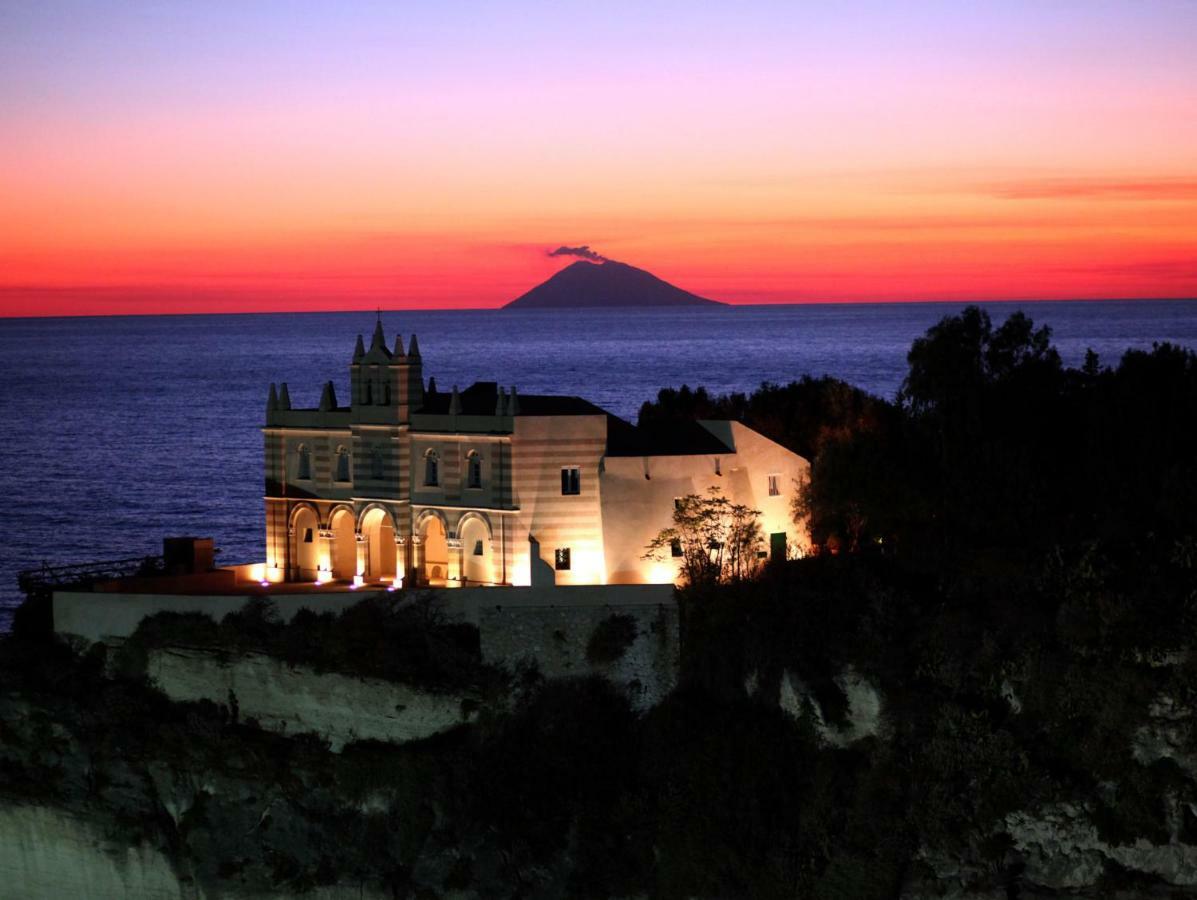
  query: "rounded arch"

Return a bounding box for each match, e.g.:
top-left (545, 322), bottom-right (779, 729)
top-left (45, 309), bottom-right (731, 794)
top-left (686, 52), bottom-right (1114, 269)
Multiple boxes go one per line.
top-left (465, 449), bottom-right (483, 489)
top-left (456, 510), bottom-right (493, 541)
top-left (334, 445), bottom-right (351, 482)
top-left (413, 507), bottom-right (448, 535)
top-left (291, 504), bottom-right (319, 579)
top-left (458, 512), bottom-right (494, 585)
top-left (357, 502), bottom-right (400, 533)
top-left (422, 447), bottom-right (440, 486)
top-left (287, 501), bottom-right (321, 531)
top-left (360, 505), bottom-right (398, 582)
top-left (328, 505), bottom-right (356, 580)
top-left (295, 443), bottom-right (312, 480)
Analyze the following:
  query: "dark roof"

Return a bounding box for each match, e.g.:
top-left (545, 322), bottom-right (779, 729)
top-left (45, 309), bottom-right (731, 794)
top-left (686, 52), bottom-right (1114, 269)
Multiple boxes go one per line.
top-left (418, 380), bottom-right (734, 455)
top-left (418, 381), bottom-right (609, 417)
top-left (605, 417), bottom-right (733, 457)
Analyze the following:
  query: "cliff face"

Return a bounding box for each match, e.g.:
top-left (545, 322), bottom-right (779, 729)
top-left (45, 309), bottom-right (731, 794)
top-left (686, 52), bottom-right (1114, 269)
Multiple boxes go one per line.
top-left (6, 539), bottom-right (1197, 899)
top-left (146, 648), bottom-right (477, 751)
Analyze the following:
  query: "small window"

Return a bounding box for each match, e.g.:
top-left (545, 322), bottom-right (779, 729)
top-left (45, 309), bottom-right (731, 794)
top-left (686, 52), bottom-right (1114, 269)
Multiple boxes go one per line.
top-left (335, 446), bottom-right (350, 482)
top-left (768, 474), bottom-right (780, 497)
top-left (670, 538), bottom-right (683, 558)
top-left (554, 548), bottom-right (571, 570)
top-left (363, 380), bottom-right (372, 405)
top-left (370, 448), bottom-right (384, 480)
top-left (467, 452), bottom-right (483, 489)
top-left (303, 528), bottom-right (314, 543)
top-left (674, 497), bottom-right (683, 510)
top-left (424, 450), bottom-right (439, 486)
top-left (296, 445), bottom-right (312, 480)
top-left (561, 466), bottom-right (580, 495)
top-left (473, 540), bottom-right (484, 556)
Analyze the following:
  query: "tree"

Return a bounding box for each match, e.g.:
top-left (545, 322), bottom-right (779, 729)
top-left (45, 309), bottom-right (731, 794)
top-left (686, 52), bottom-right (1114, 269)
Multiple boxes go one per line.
top-left (644, 488), bottom-right (763, 586)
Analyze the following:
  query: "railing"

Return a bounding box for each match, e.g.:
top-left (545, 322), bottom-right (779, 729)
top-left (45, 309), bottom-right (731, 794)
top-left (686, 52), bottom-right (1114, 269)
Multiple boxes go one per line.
top-left (17, 556), bottom-right (165, 594)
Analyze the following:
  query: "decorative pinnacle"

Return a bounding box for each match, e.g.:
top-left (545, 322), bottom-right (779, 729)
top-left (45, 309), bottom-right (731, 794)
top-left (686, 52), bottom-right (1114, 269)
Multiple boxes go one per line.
top-left (319, 381), bottom-right (337, 411)
top-left (353, 334), bottom-right (365, 362)
top-left (393, 334), bottom-right (405, 358)
top-left (278, 382), bottom-right (292, 410)
top-left (449, 385), bottom-right (462, 416)
top-left (495, 386), bottom-right (507, 417)
top-left (267, 382), bottom-right (278, 413)
top-left (508, 386), bottom-right (520, 416)
top-left (370, 317), bottom-right (387, 353)
top-left (407, 333), bottom-right (420, 358)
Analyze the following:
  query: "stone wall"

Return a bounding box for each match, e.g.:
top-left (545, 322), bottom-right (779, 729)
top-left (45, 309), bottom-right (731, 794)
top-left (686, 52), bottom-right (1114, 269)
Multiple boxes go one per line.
top-left (448, 585), bottom-right (679, 709)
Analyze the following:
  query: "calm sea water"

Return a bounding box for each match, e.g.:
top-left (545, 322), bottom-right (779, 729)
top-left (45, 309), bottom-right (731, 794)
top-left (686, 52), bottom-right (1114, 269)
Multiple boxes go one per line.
top-left (2, 299), bottom-right (1195, 628)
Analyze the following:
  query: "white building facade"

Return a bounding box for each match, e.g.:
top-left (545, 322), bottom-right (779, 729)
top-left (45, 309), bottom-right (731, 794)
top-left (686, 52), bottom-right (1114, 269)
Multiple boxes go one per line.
top-left (263, 322), bottom-right (810, 588)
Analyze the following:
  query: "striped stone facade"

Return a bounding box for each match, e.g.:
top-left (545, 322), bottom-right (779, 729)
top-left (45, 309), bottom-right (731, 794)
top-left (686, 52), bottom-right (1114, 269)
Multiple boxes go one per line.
top-left (262, 323), bottom-right (810, 588)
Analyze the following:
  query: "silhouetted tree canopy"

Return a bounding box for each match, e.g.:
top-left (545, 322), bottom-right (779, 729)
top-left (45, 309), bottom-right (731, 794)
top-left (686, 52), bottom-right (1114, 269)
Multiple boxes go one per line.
top-left (643, 306), bottom-right (1197, 568)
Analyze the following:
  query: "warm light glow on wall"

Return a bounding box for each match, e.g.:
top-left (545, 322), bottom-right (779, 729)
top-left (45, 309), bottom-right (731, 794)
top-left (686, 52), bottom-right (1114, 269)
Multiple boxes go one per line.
top-left (511, 551), bottom-right (531, 587)
top-left (648, 562), bottom-right (679, 585)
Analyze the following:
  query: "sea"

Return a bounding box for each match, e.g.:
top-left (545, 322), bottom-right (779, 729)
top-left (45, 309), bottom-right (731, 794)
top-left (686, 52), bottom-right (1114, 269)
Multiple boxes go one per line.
top-left (2, 299), bottom-right (1196, 629)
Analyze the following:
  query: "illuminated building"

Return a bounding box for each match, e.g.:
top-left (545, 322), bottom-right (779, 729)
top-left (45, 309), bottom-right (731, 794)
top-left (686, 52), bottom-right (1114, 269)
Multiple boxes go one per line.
top-left (264, 321), bottom-right (810, 587)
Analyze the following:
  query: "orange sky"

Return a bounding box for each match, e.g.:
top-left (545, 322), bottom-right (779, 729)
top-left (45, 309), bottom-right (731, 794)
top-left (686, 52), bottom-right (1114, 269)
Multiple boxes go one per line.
top-left (2, 2), bottom-right (1195, 316)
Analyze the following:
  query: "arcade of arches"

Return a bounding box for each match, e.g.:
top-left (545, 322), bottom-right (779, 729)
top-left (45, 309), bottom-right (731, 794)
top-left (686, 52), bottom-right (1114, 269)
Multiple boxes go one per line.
top-left (290, 504), bottom-right (497, 587)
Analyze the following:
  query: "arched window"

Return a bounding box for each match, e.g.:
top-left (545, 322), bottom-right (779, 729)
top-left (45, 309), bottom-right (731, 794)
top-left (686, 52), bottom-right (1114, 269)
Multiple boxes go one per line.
top-left (466, 451), bottom-right (482, 489)
top-left (424, 449), bottom-right (439, 487)
top-left (363, 380), bottom-right (372, 405)
top-left (383, 381), bottom-right (391, 405)
top-left (370, 447), bottom-right (384, 480)
top-left (296, 444), bottom-right (312, 480)
top-left (335, 445), bottom-right (351, 482)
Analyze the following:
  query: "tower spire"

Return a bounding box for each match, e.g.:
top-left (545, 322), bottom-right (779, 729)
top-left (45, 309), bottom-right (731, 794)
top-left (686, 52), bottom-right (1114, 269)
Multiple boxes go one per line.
top-left (407, 333), bottom-right (420, 357)
top-left (392, 334), bottom-right (405, 358)
top-left (319, 380), bottom-right (337, 411)
top-left (370, 317), bottom-right (387, 353)
top-left (353, 334), bottom-right (365, 362)
top-left (278, 382), bottom-right (292, 410)
top-left (267, 382), bottom-right (278, 414)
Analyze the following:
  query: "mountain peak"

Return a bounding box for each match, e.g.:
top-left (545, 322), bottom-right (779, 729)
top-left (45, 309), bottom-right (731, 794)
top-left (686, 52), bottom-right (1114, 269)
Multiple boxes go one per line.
top-left (504, 259), bottom-right (723, 309)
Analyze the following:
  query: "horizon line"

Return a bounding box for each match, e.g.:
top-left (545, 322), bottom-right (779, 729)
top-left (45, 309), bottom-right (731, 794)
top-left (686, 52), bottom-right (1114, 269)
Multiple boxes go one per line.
top-left (2, 295), bottom-right (1197, 322)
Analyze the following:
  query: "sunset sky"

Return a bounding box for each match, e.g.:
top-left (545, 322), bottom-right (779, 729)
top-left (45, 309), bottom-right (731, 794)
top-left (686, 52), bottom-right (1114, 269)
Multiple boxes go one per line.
top-left (2, 1), bottom-right (1196, 316)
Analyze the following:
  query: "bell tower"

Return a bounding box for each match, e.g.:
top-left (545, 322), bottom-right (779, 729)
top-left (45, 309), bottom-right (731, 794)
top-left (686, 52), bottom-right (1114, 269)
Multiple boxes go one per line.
top-left (349, 318), bottom-right (425, 425)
